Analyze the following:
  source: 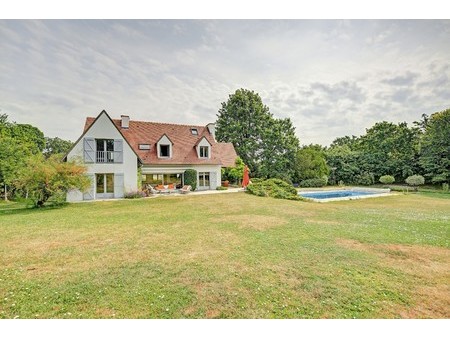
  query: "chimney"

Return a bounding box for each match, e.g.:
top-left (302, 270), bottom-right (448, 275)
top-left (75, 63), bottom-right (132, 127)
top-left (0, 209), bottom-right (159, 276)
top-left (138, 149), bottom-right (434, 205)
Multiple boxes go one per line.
top-left (206, 123), bottom-right (216, 141)
top-left (121, 115), bottom-right (130, 129)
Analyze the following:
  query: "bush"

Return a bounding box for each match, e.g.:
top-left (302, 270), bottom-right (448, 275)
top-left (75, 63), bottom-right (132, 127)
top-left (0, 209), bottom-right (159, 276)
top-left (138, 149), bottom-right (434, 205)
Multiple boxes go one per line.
top-left (124, 191), bottom-right (146, 199)
top-left (379, 175), bottom-right (395, 185)
top-left (354, 172), bottom-right (374, 186)
top-left (405, 175), bottom-right (425, 191)
top-left (249, 178), bottom-right (264, 184)
top-left (216, 186), bottom-right (227, 190)
top-left (299, 178), bottom-right (327, 188)
top-left (443, 183), bottom-right (449, 192)
top-left (247, 178), bottom-right (301, 200)
top-left (184, 169), bottom-right (197, 191)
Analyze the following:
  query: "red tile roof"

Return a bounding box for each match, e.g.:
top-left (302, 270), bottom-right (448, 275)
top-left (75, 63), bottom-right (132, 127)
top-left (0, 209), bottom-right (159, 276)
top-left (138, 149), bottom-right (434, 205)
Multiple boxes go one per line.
top-left (84, 117), bottom-right (237, 166)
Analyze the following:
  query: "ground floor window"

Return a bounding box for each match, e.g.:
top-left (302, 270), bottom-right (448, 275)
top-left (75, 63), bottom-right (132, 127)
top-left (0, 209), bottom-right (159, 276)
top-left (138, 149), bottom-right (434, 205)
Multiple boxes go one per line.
top-left (96, 173), bottom-right (114, 197)
top-left (198, 172), bottom-right (210, 188)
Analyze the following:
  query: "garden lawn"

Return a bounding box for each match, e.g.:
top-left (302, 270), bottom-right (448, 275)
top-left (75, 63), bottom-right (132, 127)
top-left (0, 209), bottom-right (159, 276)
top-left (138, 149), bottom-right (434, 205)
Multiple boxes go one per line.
top-left (0, 192), bottom-right (449, 318)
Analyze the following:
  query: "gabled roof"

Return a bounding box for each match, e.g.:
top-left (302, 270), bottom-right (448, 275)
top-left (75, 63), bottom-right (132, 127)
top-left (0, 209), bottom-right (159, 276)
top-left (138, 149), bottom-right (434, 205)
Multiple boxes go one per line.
top-left (63, 110), bottom-right (142, 163)
top-left (82, 113), bottom-right (238, 166)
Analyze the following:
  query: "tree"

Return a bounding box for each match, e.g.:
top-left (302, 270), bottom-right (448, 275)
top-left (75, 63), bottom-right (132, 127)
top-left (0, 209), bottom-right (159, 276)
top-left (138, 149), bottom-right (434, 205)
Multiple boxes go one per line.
top-left (216, 89), bottom-right (300, 179)
top-left (419, 108), bottom-right (450, 184)
top-left (223, 157), bottom-right (245, 184)
top-left (44, 137), bottom-right (73, 158)
top-left (356, 121), bottom-right (420, 181)
top-left (325, 144), bottom-right (362, 185)
top-left (258, 118), bottom-right (299, 180)
top-left (15, 155), bottom-right (90, 207)
top-left (0, 136), bottom-right (33, 200)
top-left (293, 145), bottom-right (330, 182)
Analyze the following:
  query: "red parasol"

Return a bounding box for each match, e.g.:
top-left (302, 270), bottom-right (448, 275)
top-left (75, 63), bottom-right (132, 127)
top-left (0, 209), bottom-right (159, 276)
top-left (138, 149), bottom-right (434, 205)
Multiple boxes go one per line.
top-left (242, 165), bottom-right (250, 188)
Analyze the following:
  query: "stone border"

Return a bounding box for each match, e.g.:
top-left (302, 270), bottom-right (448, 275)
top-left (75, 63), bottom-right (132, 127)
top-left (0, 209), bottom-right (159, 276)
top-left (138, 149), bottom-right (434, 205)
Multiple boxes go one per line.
top-left (299, 187), bottom-right (394, 203)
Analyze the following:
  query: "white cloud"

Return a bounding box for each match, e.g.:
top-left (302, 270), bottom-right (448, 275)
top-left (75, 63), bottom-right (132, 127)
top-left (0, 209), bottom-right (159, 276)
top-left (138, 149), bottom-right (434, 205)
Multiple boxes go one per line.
top-left (0, 20), bottom-right (449, 146)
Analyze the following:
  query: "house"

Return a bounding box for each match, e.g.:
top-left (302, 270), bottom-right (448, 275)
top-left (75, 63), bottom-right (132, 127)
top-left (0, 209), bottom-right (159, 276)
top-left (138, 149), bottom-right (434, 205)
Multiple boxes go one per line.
top-left (64, 110), bottom-right (238, 201)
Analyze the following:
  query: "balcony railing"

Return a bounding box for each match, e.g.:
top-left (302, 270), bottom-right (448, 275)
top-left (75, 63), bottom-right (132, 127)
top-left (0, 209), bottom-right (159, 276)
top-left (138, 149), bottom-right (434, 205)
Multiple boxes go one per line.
top-left (96, 151), bottom-right (114, 163)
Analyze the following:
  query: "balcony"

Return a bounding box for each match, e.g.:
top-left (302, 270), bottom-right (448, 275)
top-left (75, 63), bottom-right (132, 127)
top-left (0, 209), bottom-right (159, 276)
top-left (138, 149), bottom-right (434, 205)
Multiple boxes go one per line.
top-left (96, 151), bottom-right (114, 163)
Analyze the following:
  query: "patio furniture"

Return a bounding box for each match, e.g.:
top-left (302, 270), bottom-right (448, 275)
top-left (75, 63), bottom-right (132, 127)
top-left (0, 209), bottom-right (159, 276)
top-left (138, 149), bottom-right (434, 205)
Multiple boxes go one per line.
top-left (147, 185), bottom-right (160, 195)
top-left (180, 185), bottom-right (192, 194)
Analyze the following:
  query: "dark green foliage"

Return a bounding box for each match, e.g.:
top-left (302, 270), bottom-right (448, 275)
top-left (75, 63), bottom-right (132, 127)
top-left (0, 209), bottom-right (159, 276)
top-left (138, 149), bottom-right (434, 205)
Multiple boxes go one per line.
top-left (246, 178), bottom-right (300, 200)
top-left (293, 145), bottom-right (330, 183)
top-left (44, 137), bottom-right (73, 157)
top-left (216, 186), bottom-right (228, 191)
top-left (299, 178), bottom-right (327, 188)
top-left (354, 172), bottom-right (375, 186)
top-left (216, 89), bottom-right (299, 179)
top-left (379, 175), bottom-right (395, 185)
top-left (356, 121), bottom-right (420, 182)
top-left (184, 169), bottom-right (197, 191)
top-left (419, 109), bottom-right (450, 184)
top-left (325, 145), bottom-right (361, 185)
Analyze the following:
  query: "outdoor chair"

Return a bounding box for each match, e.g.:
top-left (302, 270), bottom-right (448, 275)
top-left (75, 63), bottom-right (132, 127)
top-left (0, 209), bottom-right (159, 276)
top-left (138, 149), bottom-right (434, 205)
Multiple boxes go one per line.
top-left (180, 185), bottom-right (192, 194)
top-left (147, 185), bottom-right (160, 195)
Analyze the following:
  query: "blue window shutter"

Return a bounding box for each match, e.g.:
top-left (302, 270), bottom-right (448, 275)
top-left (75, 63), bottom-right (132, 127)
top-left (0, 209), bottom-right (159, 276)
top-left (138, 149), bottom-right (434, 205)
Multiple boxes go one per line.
top-left (114, 173), bottom-right (124, 198)
top-left (114, 139), bottom-right (123, 163)
top-left (83, 138), bottom-right (95, 163)
top-left (83, 174), bottom-right (95, 200)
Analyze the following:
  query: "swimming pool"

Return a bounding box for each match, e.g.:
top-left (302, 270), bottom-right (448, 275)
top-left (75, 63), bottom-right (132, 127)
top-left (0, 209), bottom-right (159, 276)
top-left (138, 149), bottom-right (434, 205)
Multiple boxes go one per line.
top-left (298, 188), bottom-right (391, 202)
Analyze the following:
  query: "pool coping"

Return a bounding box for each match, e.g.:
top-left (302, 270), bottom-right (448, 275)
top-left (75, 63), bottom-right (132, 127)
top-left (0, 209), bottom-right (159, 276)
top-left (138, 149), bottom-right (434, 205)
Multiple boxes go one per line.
top-left (298, 187), bottom-right (394, 203)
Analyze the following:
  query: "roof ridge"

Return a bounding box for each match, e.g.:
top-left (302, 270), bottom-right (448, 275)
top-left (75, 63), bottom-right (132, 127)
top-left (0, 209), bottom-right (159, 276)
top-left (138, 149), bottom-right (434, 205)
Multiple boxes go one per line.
top-left (101, 117), bottom-right (212, 129)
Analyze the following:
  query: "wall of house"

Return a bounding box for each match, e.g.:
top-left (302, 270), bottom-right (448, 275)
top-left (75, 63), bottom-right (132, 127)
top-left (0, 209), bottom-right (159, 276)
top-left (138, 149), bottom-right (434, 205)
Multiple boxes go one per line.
top-left (141, 164), bottom-right (221, 190)
top-left (66, 113), bottom-right (138, 201)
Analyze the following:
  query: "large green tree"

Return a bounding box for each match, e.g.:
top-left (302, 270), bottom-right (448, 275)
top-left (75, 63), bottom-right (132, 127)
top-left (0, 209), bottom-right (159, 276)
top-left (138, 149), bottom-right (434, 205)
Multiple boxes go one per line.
top-left (44, 137), bottom-right (73, 158)
top-left (216, 89), bottom-right (299, 179)
top-left (420, 108), bottom-right (450, 184)
top-left (356, 121), bottom-right (420, 181)
top-left (293, 144), bottom-right (330, 182)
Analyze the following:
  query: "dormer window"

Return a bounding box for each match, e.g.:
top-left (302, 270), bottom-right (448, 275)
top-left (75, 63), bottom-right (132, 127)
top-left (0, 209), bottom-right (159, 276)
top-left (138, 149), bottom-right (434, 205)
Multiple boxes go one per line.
top-left (199, 146), bottom-right (209, 158)
top-left (196, 136), bottom-right (211, 159)
top-left (191, 128), bottom-right (198, 135)
top-left (156, 134), bottom-right (173, 159)
top-left (160, 144), bottom-right (170, 157)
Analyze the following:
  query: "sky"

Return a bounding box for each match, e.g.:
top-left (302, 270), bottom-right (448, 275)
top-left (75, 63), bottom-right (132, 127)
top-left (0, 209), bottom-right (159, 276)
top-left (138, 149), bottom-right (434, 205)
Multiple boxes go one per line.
top-left (1, 19), bottom-right (449, 146)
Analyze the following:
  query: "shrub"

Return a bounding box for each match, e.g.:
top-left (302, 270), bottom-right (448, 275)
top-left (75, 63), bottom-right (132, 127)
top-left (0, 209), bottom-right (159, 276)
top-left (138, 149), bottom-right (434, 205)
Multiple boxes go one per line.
top-left (354, 172), bottom-right (374, 186)
top-left (247, 178), bottom-right (301, 200)
top-left (249, 178), bottom-right (264, 184)
top-left (379, 175), bottom-right (395, 185)
top-left (299, 178), bottom-right (327, 188)
top-left (405, 175), bottom-right (425, 191)
top-left (216, 186), bottom-right (227, 190)
top-left (443, 183), bottom-right (449, 192)
top-left (124, 191), bottom-right (146, 199)
top-left (184, 169), bottom-right (197, 191)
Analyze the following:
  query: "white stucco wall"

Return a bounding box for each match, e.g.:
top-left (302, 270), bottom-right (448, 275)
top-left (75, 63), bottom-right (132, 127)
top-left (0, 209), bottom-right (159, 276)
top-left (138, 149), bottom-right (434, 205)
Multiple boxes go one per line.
top-left (66, 112), bottom-right (138, 201)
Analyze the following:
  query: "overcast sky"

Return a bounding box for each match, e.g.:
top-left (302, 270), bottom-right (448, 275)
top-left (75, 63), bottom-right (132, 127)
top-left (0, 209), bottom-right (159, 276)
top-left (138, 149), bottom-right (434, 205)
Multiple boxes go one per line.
top-left (1, 20), bottom-right (449, 146)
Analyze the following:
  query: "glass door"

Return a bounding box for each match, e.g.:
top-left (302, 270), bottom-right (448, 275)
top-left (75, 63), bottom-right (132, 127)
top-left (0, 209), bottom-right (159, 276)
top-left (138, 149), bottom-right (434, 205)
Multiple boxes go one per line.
top-left (96, 173), bottom-right (114, 198)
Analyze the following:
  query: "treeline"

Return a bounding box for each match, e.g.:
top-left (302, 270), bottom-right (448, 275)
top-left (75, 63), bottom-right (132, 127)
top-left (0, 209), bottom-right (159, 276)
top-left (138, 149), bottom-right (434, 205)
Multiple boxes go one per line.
top-left (216, 89), bottom-right (449, 188)
top-left (0, 114), bottom-right (88, 206)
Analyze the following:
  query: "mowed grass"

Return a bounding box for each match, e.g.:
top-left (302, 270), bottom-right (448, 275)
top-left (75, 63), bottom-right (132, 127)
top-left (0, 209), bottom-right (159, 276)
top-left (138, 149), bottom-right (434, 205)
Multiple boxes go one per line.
top-left (0, 192), bottom-right (449, 318)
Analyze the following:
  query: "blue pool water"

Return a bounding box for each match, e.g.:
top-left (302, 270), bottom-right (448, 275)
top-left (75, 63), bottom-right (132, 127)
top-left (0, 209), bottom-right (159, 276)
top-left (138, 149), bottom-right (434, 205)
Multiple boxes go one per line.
top-left (299, 190), bottom-right (380, 200)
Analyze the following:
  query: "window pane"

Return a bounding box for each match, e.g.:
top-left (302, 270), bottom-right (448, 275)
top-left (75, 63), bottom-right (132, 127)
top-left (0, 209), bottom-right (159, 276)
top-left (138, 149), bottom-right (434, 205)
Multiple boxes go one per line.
top-left (106, 174), bottom-right (114, 193)
top-left (96, 174), bottom-right (104, 193)
top-left (106, 140), bottom-right (114, 151)
top-left (160, 145), bottom-right (169, 157)
top-left (96, 139), bottom-right (105, 151)
top-left (204, 173), bottom-right (210, 186)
